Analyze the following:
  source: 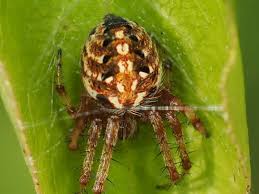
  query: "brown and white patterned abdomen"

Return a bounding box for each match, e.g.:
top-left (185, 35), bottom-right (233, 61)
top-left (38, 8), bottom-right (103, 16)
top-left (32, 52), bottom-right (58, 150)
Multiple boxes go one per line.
top-left (81, 14), bottom-right (161, 109)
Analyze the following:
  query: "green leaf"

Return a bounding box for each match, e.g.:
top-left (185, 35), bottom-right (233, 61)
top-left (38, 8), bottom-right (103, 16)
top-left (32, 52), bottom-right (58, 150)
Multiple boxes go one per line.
top-left (0, 99), bottom-right (35, 193)
top-left (0, 0), bottom-right (250, 193)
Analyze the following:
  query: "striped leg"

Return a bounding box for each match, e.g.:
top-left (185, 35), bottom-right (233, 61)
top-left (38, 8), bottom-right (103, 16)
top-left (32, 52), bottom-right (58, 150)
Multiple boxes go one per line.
top-left (55, 48), bottom-right (77, 117)
top-left (80, 119), bottom-right (102, 186)
top-left (169, 96), bottom-right (208, 137)
top-left (55, 49), bottom-right (90, 150)
top-left (149, 111), bottom-right (180, 182)
top-left (166, 112), bottom-right (191, 170)
top-left (93, 116), bottom-right (120, 194)
top-left (69, 117), bottom-right (87, 150)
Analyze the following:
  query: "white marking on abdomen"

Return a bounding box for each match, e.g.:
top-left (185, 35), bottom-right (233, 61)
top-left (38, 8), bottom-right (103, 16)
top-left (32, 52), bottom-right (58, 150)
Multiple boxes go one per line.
top-left (131, 80), bottom-right (138, 91)
top-left (115, 30), bottom-right (124, 39)
top-left (127, 60), bottom-right (133, 71)
top-left (86, 45), bottom-right (105, 63)
top-left (118, 60), bottom-right (126, 73)
top-left (104, 76), bottom-right (113, 84)
top-left (117, 83), bottom-right (125, 93)
top-left (139, 71), bottom-right (149, 78)
top-left (143, 49), bottom-right (149, 57)
top-left (83, 78), bottom-right (98, 99)
top-left (149, 66), bottom-right (154, 73)
top-left (92, 72), bottom-right (97, 78)
top-left (87, 52), bottom-right (104, 63)
top-left (97, 73), bottom-right (102, 81)
top-left (86, 69), bottom-right (92, 76)
top-left (116, 43), bottom-right (129, 55)
top-left (108, 96), bottom-right (123, 109)
top-left (155, 64), bottom-right (162, 87)
top-left (133, 92), bottom-right (146, 106)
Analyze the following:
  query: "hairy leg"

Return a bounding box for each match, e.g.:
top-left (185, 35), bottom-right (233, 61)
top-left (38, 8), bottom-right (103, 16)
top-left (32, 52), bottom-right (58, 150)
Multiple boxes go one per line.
top-left (55, 48), bottom-right (77, 117)
top-left (93, 116), bottom-right (120, 194)
top-left (149, 111), bottom-right (180, 182)
top-left (55, 49), bottom-right (91, 150)
top-left (170, 96), bottom-right (208, 137)
top-left (166, 112), bottom-right (191, 170)
top-left (160, 89), bottom-right (208, 137)
top-left (80, 119), bottom-right (102, 186)
top-left (68, 117), bottom-right (86, 150)
top-left (118, 115), bottom-right (137, 140)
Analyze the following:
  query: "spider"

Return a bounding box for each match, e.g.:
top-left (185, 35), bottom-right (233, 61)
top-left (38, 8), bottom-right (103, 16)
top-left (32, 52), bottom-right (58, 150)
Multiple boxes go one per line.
top-left (55, 14), bottom-right (208, 194)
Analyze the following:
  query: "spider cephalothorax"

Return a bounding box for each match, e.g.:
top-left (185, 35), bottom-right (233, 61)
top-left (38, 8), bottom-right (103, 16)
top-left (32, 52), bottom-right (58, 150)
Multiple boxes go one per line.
top-left (55, 14), bottom-right (208, 194)
top-left (82, 14), bottom-right (161, 109)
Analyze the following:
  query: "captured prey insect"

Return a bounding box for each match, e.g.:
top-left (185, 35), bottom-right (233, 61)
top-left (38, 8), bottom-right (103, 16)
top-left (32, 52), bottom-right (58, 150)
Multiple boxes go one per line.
top-left (55, 14), bottom-right (208, 194)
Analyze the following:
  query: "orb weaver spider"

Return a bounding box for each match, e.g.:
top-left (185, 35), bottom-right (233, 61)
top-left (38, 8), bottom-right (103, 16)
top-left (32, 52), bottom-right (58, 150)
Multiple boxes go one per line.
top-left (55, 14), bottom-right (208, 194)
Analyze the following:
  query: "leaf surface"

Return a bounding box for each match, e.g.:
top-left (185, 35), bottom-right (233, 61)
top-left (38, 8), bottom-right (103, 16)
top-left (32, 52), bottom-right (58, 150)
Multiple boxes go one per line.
top-left (0, 0), bottom-right (250, 193)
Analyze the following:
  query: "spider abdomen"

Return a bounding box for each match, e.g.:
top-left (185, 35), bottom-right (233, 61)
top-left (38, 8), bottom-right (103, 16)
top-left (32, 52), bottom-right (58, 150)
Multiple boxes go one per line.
top-left (82, 14), bottom-right (161, 109)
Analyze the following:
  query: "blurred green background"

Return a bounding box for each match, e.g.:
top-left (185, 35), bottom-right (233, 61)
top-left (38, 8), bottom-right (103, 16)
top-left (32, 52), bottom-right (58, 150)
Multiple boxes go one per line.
top-left (0, 0), bottom-right (258, 193)
top-left (236, 0), bottom-right (259, 193)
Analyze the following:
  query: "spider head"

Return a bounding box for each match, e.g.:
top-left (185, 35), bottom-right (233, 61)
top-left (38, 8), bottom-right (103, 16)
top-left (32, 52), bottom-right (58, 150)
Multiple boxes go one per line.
top-left (82, 14), bottom-right (162, 109)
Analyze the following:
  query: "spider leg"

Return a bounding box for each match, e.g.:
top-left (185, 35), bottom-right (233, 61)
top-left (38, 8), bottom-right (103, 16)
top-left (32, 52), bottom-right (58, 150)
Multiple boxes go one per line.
top-left (69, 117), bottom-right (87, 150)
top-left (93, 116), bottom-right (120, 194)
top-left (55, 48), bottom-right (77, 117)
top-left (149, 111), bottom-right (180, 182)
top-left (169, 95), bottom-right (208, 137)
top-left (160, 89), bottom-right (208, 137)
top-left (69, 94), bottom-right (92, 150)
top-left (166, 111), bottom-right (191, 171)
top-left (80, 119), bottom-right (102, 187)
